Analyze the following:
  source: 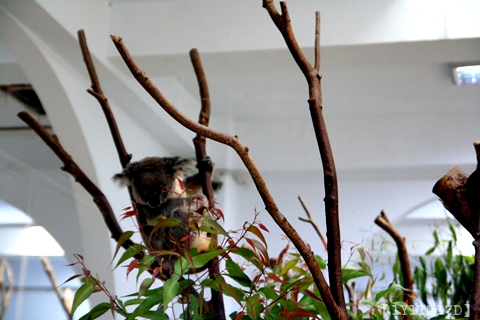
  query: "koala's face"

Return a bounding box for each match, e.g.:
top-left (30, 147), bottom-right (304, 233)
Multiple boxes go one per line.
top-left (131, 170), bottom-right (172, 208)
top-left (113, 157), bottom-right (180, 208)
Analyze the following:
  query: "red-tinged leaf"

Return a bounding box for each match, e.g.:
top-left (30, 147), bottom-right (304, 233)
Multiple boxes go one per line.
top-left (247, 225), bottom-right (268, 249)
top-left (177, 177), bottom-right (185, 191)
top-left (211, 208), bottom-right (224, 220)
top-left (82, 267), bottom-right (91, 279)
top-left (289, 307), bottom-right (319, 318)
top-left (120, 209), bottom-right (137, 221)
top-left (267, 272), bottom-right (286, 284)
top-left (93, 285), bottom-right (103, 293)
top-left (181, 234), bottom-right (191, 242)
top-left (302, 289), bottom-right (322, 302)
top-left (59, 274), bottom-right (82, 287)
top-left (245, 238), bottom-right (256, 254)
top-left (126, 259), bottom-right (138, 278)
top-left (228, 239), bottom-right (237, 248)
top-left (278, 244), bottom-right (289, 263)
top-left (74, 253), bottom-right (84, 262)
top-left (65, 262), bottom-right (79, 267)
top-left (235, 311), bottom-right (246, 320)
top-left (152, 267), bottom-right (162, 279)
top-left (248, 238), bottom-right (270, 266)
top-left (258, 223), bottom-right (269, 233)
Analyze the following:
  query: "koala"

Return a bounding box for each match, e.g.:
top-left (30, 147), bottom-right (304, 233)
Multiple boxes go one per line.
top-left (113, 156), bottom-right (217, 270)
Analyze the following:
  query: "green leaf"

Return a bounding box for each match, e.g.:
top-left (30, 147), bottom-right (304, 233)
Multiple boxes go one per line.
top-left (315, 255), bottom-right (327, 269)
top-left (112, 230), bottom-right (135, 262)
top-left (126, 294), bottom-right (164, 320)
top-left (163, 278), bottom-right (180, 310)
top-left (201, 218), bottom-right (230, 237)
top-left (342, 265), bottom-right (370, 284)
top-left (231, 247), bottom-right (263, 270)
top-left (150, 217), bottom-right (181, 239)
top-left (115, 244), bottom-right (145, 269)
top-left (78, 302), bottom-right (111, 320)
top-left (225, 259), bottom-right (253, 288)
top-left (71, 283), bottom-right (95, 316)
top-left (279, 259), bottom-right (297, 277)
top-left (191, 249), bottom-right (226, 269)
top-left (138, 277), bottom-right (154, 298)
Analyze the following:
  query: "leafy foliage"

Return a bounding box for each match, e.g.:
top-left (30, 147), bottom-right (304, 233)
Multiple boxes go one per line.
top-left (66, 209), bottom-right (474, 319)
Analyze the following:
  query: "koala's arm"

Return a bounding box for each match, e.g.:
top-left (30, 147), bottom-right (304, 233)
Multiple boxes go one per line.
top-left (184, 156), bottom-right (223, 194)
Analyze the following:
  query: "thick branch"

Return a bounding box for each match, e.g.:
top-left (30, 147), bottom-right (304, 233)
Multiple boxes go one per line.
top-left (374, 211), bottom-right (414, 307)
top-left (433, 167), bottom-right (476, 237)
top-left (469, 141), bottom-right (480, 320)
top-left (262, 1), bottom-right (345, 312)
top-left (17, 112), bottom-right (134, 251)
top-left (189, 48), bottom-right (225, 320)
top-left (77, 29), bottom-right (131, 168)
top-left (110, 34), bottom-right (345, 320)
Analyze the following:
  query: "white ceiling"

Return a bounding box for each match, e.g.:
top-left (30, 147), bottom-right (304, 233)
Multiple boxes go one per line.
top-left (0, 0), bottom-right (479, 258)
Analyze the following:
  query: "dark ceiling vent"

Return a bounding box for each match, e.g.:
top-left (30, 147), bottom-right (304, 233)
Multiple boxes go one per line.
top-left (0, 84), bottom-right (46, 115)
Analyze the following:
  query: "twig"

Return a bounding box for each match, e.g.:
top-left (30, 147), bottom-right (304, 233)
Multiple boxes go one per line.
top-left (189, 47), bottom-right (225, 320)
top-left (110, 34), bottom-right (343, 319)
top-left (344, 281), bottom-right (356, 314)
top-left (77, 29), bottom-right (131, 168)
top-left (297, 195), bottom-right (327, 249)
top-left (40, 257), bottom-right (72, 319)
top-left (374, 210), bottom-right (414, 307)
top-left (262, 1), bottom-right (346, 314)
top-left (0, 259), bottom-right (14, 320)
top-left (314, 12), bottom-right (321, 72)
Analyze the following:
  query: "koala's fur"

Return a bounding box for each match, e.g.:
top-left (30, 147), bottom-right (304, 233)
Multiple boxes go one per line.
top-left (113, 156), bottom-right (215, 270)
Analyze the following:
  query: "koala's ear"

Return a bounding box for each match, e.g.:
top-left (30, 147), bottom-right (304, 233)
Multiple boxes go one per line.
top-left (112, 172), bottom-right (131, 187)
top-left (112, 162), bottom-right (139, 187)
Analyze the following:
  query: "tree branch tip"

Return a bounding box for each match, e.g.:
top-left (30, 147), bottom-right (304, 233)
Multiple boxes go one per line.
top-left (110, 34), bottom-right (121, 42)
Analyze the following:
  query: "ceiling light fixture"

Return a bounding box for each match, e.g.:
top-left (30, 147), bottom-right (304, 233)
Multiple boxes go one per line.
top-left (453, 65), bottom-right (480, 85)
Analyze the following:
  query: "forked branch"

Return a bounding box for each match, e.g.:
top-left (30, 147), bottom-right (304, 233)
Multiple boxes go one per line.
top-left (77, 29), bottom-right (131, 168)
top-left (263, 1), bottom-right (345, 312)
top-left (110, 34), bottom-right (346, 320)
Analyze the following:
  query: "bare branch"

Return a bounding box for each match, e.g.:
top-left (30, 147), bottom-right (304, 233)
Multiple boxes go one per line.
top-left (314, 12), bottom-right (321, 72)
top-left (374, 210), bottom-right (414, 307)
top-left (344, 281), bottom-right (356, 314)
top-left (0, 259), bottom-right (14, 320)
top-left (17, 112), bottom-right (135, 251)
top-left (189, 47), bottom-right (225, 320)
top-left (298, 195), bottom-right (327, 249)
top-left (189, 48), bottom-right (215, 204)
top-left (110, 34), bottom-right (346, 320)
top-left (262, 1), bottom-right (345, 313)
top-left (40, 257), bottom-right (72, 319)
top-left (77, 29), bottom-right (131, 168)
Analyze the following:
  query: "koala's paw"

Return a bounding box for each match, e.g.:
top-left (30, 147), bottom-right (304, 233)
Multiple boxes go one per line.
top-left (198, 155), bottom-right (214, 173)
